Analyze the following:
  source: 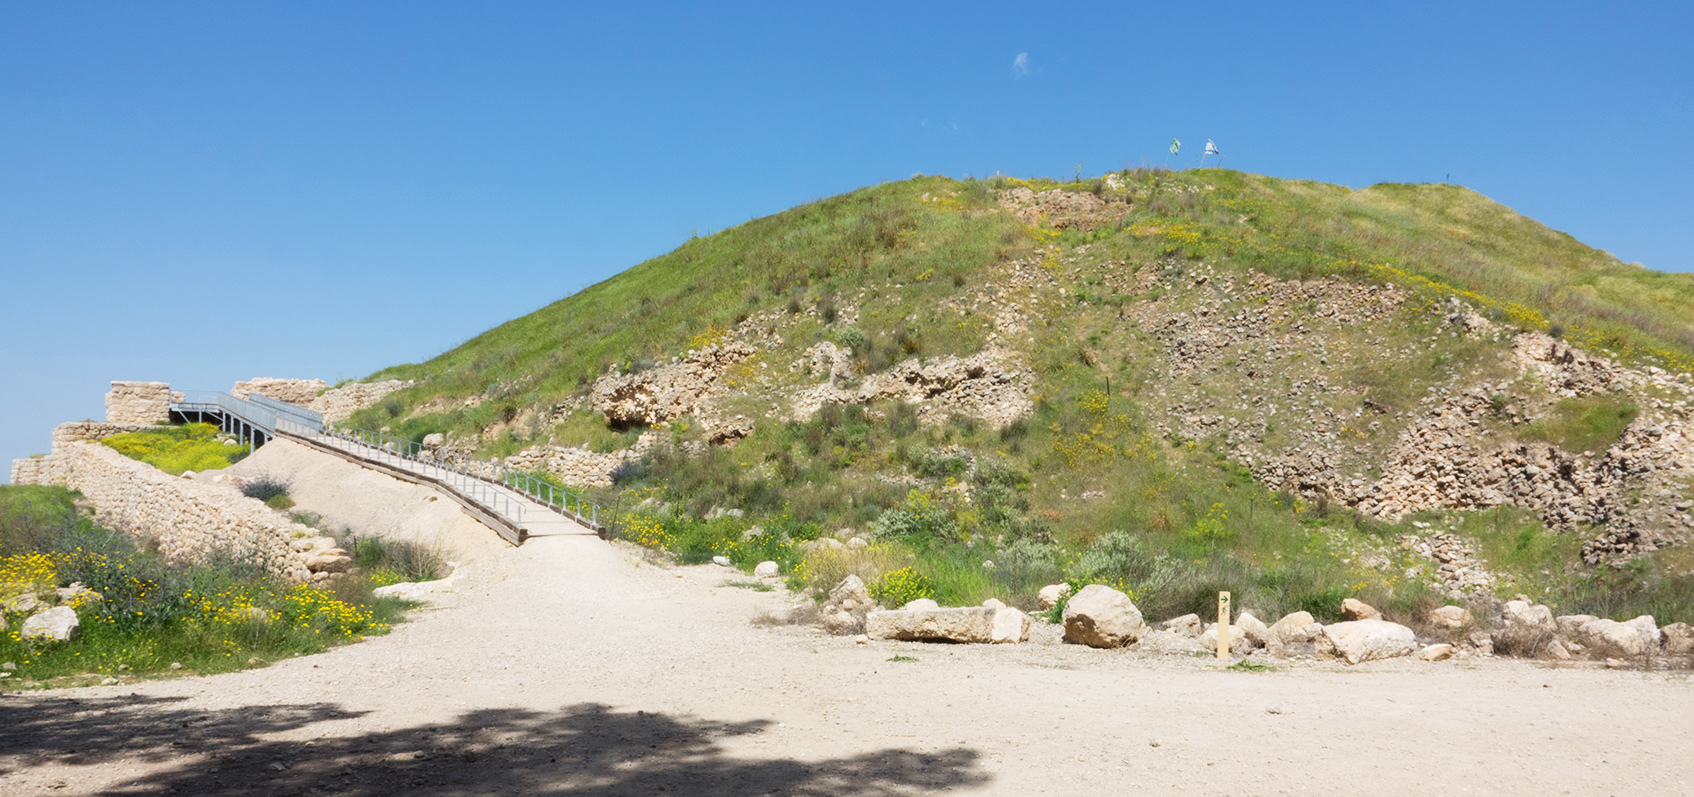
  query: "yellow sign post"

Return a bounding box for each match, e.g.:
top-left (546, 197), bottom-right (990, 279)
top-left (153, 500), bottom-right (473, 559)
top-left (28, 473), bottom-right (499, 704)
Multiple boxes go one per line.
top-left (1217, 591), bottom-right (1232, 661)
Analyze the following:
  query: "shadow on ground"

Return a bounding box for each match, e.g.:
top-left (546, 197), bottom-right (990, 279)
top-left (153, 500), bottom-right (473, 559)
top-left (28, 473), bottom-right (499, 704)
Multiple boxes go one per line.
top-left (0, 694), bottom-right (987, 795)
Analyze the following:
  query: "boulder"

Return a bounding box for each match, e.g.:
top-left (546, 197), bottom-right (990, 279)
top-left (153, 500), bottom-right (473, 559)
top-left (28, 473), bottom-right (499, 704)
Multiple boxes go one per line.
top-left (866, 605), bottom-right (1029, 644)
top-left (21, 606), bottom-right (79, 642)
top-left (55, 583), bottom-right (103, 606)
top-left (1418, 643), bottom-right (1456, 662)
top-left (1427, 605), bottom-right (1473, 631)
top-left (1555, 614), bottom-right (1598, 638)
top-left (2, 593), bottom-right (43, 615)
top-left (1236, 611), bottom-right (1270, 648)
top-left (820, 575), bottom-right (873, 635)
top-left (1061, 584), bottom-right (1144, 648)
top-left (846, 537), bottom-right (869, 551)
top-left (1660, 623), bottom-right (1694, 657)
top-left (422, 433), bottom-right (447, 448)
top-left (1037, 583), bottom-right (1073, 611)
top-left (1493, 600), bottom-right (1557, 657)
top-left (753, 561), bottom-right (780, 579)
top-left (1576, 616), bottom-right (1660, 659)
top-left (1342, 598), bottom-right (1381, 621)
top-left (901, 598), bottom-right (940, 611)
top-left (1267, 611), bottom-right (1324, 657)
top-left (373, 579), bottom-right (456, 602)
top-left (1160, 613), bottom-right (1201, 637)
top-left (304, 550), bottom-right (355, 574)
top-left (1200, 622), bottom-right (1250, 654)
top-left (1316, 619), bottom-right (1417, 665)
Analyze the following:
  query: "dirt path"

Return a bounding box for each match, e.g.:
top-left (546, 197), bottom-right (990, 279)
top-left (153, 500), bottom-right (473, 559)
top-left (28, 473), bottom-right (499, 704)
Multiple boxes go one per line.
top-left (4, 458), bottom-right (1693, 794)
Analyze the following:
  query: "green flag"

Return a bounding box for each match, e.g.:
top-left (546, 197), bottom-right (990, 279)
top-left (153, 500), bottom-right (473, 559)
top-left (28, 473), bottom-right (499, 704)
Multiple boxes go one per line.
top-left (1170, 138), bottom-right (1181, 155)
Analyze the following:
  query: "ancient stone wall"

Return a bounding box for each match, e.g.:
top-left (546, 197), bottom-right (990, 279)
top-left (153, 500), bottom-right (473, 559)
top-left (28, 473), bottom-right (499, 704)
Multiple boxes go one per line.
top-left (10, 456), bottom-right (56, 486)
top-left (105, 381), bottom-right (171, 426)
top-left (36, 442), bottom-right (344, 582)
top-left (503, 445), bottom-right (632, 488)
top-left (230, 377), bottom-right (410, 423)
top-left (312, 380), bottom-right (409, 422)
top-left (232, 377), bottom-right (327, 406)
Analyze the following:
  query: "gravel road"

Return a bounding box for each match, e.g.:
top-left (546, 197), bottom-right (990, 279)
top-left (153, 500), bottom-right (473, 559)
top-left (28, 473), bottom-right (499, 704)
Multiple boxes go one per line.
top-left (4, 466), bottom-right (1692, 794)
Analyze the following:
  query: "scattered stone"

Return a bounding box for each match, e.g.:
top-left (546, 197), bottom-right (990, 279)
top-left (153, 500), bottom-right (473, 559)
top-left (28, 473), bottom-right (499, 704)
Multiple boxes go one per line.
top-left (1061, 584), bottom-right (1144, 648)
top-left (1575, 616), bottom-right (1660, 659)
top-left (1266, 611), bottom-right (1324, 657)
top-left (170, 662), bottom-right (183, 671)
top-left (1037, 583), bottom-right (1072, 611)
top-left (1316, 619), bottom-right (1417, 664)
top-left (753, 561), bottom-right (780, 579)
top-left (372, 579), bottom-right (457, 602)
top-left (901, 599), bottom-right (940, 611)
top-left (1199, 622), bottom-right (1250, 653)
top-left (1417, 644), bottom-right (1456, 662)
top-left (2, 593), bottom-right (43, 615)
top-left (100, 677), bottom-right (118, 686)
top-left (852, 634), bottom-right (870, 645)
top-left (846, 537), bottom-right (869, 551)
top-left (1545, 640), bottom-right (1572, 661)
top-left (1493, 600), bottom-right (1557, 657)
top-left (820, 575), bottom-right (872, 635)
top-left (1265, 704), bottom-right (1285, 715)
top-left (54, 583), bottom-right (103, 606)
top-left (711, 555), bottom-right (733, 567)
top-left (1661, 622), bottom-right (1694, 657)
top-left (1160, 614), bottom-right (1201, 637)
top-left (1555, 614), bottom-right (1598, 639)
top-left (21, 606), bottom-right (79, 642)
top-left (1427, 605), bottom-right (1473, 631)
top-left (1341, 598), bottom-right (1381, 621)
top-left (422, 433), bottom-right (447, 448)
top-left (1235, 611), bottom-right (1270, 648)
top-left (304, 549), bottom-right (355, 574)
top-left (1, 662), bottom-right (15, 670)
top-left (866, 604), bottom-right (1030, 644)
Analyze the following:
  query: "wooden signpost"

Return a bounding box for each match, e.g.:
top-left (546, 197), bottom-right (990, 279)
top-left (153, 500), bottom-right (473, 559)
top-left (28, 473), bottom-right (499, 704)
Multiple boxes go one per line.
top-left (1217, 591), bottom-right (1232, 661)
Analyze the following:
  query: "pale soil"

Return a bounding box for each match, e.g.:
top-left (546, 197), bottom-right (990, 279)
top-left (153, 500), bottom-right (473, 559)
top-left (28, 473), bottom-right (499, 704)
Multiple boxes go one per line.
top-left (225, 438), bottom-right (508, 564)
top-left (5, 450), bottom-right (1693, 795)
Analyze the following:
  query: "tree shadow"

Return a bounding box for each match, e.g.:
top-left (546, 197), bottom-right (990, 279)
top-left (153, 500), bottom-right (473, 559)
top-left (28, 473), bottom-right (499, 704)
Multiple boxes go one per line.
top-left (0, 695), bottom-right (987, 795)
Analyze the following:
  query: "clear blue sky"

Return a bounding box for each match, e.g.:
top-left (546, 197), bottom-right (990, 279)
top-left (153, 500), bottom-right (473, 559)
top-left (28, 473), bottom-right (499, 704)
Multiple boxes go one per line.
top-left (3, 2), bottom-right (1690, 478)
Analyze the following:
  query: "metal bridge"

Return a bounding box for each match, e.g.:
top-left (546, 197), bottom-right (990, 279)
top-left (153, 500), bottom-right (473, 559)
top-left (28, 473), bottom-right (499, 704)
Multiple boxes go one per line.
top-left (169, 391), bottom-right (602, 546)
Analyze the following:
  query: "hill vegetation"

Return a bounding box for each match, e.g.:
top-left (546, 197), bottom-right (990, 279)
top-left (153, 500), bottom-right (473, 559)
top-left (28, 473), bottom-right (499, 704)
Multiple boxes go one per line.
top-left (347, 169), bottom-right (1694, 627)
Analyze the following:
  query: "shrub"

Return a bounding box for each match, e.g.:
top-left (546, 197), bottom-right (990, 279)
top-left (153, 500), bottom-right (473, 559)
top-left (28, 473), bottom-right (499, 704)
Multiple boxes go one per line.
top-left (240, 476), bottom-right (291, 504)
top-left (342, 535), bottom-right (451, 585)
top-left (869, 566), bottom-right (935, 607)
top-left (831, 325), bottom-right (867, 353)
top-left (101, 423), bottom-right (246, 476)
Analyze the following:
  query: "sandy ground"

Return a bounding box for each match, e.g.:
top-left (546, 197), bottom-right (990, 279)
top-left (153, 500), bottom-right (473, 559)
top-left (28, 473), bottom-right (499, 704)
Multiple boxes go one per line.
top-left (225, 439), bottom-right (508, 564)
top-left (4, 449), bottom-right (1693, 795)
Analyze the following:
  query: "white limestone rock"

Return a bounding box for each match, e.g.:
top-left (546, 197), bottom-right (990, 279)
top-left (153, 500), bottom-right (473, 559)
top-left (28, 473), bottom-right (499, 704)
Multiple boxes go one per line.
top-left (1061, 584), bottom-right (1144, 649)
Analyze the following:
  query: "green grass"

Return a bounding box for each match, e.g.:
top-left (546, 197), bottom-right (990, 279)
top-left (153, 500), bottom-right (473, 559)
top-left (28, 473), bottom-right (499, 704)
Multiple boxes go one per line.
top-left (0, 486), bottom-right (411, 687)
top-left (101, 423), bottom-right (248, 475)
top-left (335, 168), bottom-right (1694, 629)
top-left (887, 655), bottom-right (918, 663)
top-left (1521, 395), bottom-right (1638, 453)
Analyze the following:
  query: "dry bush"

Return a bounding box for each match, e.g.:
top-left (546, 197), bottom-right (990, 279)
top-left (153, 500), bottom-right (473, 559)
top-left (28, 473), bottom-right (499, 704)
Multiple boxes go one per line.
top-left (797, 543), bottom-right (913, 594)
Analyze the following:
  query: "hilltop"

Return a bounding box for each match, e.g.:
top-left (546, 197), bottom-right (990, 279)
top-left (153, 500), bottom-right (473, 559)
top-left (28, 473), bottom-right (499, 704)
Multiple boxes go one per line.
top-left (343, 169), bottom-right (1694, 625)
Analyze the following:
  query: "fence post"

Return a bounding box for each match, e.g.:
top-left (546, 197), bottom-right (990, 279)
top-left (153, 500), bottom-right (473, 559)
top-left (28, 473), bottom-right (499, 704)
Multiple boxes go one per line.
top-left (1217, 591), bottom-right (1232, 661)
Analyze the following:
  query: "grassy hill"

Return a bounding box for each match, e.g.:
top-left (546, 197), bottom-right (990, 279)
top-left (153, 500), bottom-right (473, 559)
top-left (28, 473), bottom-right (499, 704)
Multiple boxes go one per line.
top-left (351, 169), bottom-right (1694, 627)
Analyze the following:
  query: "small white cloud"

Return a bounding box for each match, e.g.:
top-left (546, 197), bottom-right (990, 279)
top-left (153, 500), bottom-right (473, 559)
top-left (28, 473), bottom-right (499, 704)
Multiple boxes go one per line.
top-left (1012, 52), bottom-right (1030, 76)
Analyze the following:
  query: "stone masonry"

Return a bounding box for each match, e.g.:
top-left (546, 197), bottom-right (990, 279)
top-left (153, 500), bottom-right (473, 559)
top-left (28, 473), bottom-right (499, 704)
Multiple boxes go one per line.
top-left (105, 381), bottom-right (171, 426)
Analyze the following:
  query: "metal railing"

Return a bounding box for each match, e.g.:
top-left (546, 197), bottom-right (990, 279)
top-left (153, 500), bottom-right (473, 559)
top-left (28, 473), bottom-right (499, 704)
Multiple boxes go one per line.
top-left (499, 469), bottom-right (599, 529)
top-left (172, 390), bottom-right (323, 435)
top-left (172, 389), bottom-right (603, 538)
top-left (277, 417), bottom-right (526, 531)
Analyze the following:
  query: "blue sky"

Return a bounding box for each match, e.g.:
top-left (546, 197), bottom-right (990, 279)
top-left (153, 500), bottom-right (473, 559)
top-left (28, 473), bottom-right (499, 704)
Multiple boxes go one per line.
top-left (3, 2), bottom-right (1690, 477)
